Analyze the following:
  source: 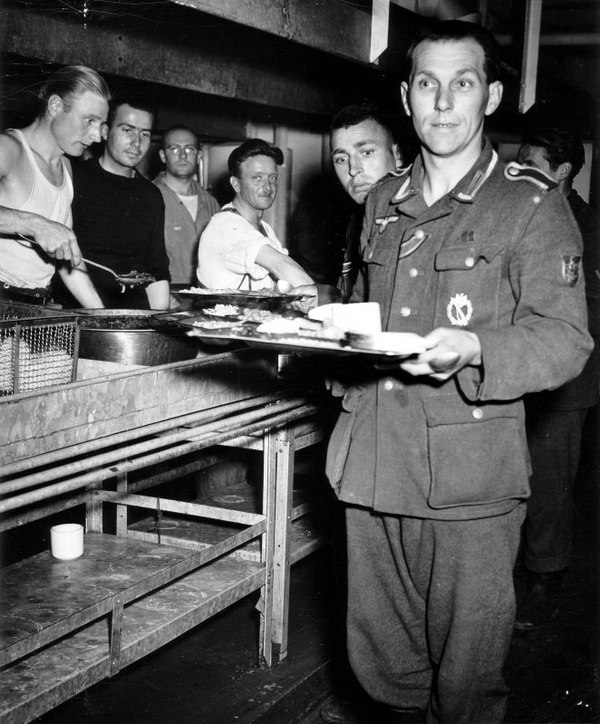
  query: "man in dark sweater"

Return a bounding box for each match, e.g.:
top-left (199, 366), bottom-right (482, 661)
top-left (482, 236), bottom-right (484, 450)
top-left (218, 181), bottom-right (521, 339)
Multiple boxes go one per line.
top-left (61, 97), bottom-right (170, 309)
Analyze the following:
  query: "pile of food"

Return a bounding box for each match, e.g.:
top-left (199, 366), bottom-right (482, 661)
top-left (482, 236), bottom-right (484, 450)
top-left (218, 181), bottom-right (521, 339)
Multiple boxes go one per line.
top-left (255, 317), bottom-right (344, 341)
top-left (177, 286), bottom-right (285, 297)
top-left (190, 305), bottom-right (297, 330)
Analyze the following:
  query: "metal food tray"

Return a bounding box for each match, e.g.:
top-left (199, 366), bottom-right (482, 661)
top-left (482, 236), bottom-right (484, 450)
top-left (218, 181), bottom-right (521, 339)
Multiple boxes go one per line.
top-left (0, 301), bottom-right (80, 396)
top-left (172, 289), bottom-right (304, 311)
top-left (158, 311), bottom-right (422, 360)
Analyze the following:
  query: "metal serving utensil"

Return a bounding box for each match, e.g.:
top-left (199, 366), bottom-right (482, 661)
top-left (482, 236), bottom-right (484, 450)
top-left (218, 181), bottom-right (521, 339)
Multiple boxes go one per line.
top-left (18, 234), bottom-right (156, 291)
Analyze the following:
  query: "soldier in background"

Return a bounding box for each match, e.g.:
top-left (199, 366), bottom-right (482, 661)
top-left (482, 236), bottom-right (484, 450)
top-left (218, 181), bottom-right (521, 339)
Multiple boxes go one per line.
top-left (329, 104), bottom-right (403, 302)
top-left (515, 126), bottom-right (600, 629)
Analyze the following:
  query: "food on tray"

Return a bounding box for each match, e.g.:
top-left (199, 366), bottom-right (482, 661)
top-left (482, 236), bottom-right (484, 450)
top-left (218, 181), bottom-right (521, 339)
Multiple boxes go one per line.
top-left (257, 317), bottom-right (344, 341)
top-left (200, 304), bottom-right (286, 322)
top-left (191, 319), bottom-right (241, 330)
top-left (173, 287), bottom-right (304, 312)
top-left (191, 308), bottom-right (287, 330)
top-left (177, 286), bottom-right (285, 297)
top-left (204, 304), bottom-right (240, 316)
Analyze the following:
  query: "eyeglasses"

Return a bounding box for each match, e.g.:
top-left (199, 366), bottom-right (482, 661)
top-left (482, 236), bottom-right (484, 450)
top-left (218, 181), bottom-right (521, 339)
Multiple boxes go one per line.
top-left (165, 145), bottom-right (199, 156)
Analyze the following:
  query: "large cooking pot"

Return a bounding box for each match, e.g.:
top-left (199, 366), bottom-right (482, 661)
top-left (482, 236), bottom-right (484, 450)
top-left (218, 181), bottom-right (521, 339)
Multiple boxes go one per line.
top-left (78, 309), bottom-right (200, 365)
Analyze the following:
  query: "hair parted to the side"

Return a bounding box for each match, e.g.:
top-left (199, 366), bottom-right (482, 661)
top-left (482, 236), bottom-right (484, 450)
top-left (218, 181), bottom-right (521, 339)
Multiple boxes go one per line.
top-left (37, 65), bottom-right (111, 118)
top-left (406, 19), bottom-right (502, 84)
top-left (522, 126), bottom-right (586, 180)
top-left (228, 139), bottom-right (284, 177)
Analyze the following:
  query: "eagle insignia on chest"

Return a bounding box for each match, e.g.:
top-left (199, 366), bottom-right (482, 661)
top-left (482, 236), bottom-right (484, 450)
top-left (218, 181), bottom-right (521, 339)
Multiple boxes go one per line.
top-left (374, 216), bottom-right (399, 234)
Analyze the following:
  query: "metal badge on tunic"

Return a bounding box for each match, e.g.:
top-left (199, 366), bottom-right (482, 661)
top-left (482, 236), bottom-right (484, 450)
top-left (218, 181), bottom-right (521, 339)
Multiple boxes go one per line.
top-left (561, 255), bottom-right (581, 287)
top-left (374, 216), bottom-right (399, 234)
top-left (447, 293), bottom-right (473, 327)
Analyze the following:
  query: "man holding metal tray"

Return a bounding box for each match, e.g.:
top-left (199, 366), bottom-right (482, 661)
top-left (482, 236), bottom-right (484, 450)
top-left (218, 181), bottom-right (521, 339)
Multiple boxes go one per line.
top-left (321, 20), bottom-right (592, 724)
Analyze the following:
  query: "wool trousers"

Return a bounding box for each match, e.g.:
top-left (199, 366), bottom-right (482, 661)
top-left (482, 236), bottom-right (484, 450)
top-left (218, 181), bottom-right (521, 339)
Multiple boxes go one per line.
top-left (523, 407), bottom-right (588, 573)
top-left (345, 503), bottom-right (525, 724)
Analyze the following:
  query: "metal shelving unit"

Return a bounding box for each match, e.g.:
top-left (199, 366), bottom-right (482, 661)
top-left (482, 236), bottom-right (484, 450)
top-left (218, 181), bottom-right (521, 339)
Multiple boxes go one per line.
top-left (0, 351), bottom-right (327, 723)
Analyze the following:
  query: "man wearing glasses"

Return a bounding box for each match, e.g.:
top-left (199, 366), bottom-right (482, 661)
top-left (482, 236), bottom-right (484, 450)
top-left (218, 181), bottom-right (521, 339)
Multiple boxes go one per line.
top-left (154, 125), bottom-right (220, 286)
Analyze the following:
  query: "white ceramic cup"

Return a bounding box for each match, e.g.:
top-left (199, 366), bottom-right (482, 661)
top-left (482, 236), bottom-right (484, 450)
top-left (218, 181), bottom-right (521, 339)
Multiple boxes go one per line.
top-left (50, 523), bottom-right (84, 560)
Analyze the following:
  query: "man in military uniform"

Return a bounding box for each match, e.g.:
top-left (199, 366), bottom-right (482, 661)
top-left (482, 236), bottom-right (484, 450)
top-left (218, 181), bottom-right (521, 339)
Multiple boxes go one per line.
top-left (513, 127), bottom-right (600, 628)
top-left (329, 104), bottom-right (403, 302)
top-left (323, 21), bottom-right (591, 724)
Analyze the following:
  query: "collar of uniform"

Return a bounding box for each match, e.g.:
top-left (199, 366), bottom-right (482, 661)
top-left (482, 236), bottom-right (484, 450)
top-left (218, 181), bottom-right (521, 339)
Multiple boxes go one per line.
top-left (387, 138), bottom-right (497, 209)
top-left (389, 166), bottom-right (415, 205)
top-left (449, 138), bottom-right (498, 203)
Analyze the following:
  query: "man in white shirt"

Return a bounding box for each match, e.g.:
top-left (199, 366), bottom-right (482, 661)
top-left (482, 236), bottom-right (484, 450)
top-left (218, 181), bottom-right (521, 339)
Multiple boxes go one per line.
top-left (197, 138), bottom-right (314, 294)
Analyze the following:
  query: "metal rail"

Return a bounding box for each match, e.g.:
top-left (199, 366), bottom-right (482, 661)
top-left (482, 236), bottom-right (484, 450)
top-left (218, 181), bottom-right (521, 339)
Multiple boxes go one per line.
top-left (0, 390), bottom-right (291, 481)
top-left (0, 400), bottom-right (319, 513)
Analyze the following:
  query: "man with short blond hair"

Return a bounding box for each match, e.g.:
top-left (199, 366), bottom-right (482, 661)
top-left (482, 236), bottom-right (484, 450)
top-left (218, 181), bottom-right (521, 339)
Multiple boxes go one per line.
top-left (0, 65), bottom-right (109, 306)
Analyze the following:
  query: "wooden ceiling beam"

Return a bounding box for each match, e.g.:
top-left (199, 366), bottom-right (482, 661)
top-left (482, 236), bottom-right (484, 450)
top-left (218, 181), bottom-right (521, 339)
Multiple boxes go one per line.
top-left (170, 0), bottom-right (372, 63)
top-left (1, 3), bottom-right (376, 118)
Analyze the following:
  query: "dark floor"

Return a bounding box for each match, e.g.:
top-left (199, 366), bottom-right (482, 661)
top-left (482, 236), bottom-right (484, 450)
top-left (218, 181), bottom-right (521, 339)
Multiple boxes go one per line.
top-left (16, 412), bottom-right (600, 724)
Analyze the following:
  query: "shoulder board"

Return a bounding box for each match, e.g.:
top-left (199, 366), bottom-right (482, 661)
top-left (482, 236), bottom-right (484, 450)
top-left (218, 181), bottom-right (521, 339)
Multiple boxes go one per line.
top-left (504, 162), bottom-right (558, 192)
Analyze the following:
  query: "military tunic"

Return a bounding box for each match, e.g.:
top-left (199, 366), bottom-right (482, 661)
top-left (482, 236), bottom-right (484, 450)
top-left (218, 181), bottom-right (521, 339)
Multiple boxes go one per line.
top-left (327, 139), bottom-right (592, 521)
top-left (325, 139), bottom-right (592, 722)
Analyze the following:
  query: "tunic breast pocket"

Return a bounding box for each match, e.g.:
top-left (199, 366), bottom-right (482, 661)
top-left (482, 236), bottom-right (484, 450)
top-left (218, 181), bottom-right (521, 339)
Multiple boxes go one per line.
top-left (362, 235), bottom-right (397, 290)
top-left (433, 245), bottom-right (503, 329)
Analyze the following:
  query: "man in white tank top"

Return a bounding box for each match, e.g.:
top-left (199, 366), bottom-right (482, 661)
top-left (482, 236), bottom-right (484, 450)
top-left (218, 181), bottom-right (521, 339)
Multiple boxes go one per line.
top-left (0, 65), bottom-right (109, 306)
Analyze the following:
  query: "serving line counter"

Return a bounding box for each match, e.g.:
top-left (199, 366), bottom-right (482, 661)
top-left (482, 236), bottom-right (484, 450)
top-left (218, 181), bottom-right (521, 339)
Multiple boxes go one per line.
top-left (0, 349), bottom-right (331, 724)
